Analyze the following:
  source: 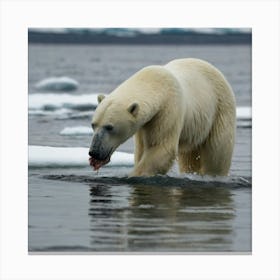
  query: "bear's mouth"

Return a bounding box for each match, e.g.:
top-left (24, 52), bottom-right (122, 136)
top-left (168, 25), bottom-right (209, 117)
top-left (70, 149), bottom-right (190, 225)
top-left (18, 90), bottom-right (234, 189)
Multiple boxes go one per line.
top-left (89, 156), bottom-right (111, 171)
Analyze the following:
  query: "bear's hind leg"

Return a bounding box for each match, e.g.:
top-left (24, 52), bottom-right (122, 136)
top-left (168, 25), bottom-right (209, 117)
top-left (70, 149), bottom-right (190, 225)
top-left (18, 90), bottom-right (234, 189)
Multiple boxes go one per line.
top-left (178, 145), bottom-right (202, 174)
top-left (199, 139), bottom-right (232, 176)
top-left (199, 122), bottom-right (235, 176)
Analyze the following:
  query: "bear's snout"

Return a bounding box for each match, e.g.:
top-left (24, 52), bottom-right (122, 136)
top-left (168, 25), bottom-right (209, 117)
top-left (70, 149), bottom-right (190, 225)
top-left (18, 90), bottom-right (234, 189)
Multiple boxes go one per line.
top-left (88, 131), bottom-right (113, 171)
top-left (88, 150), bottom-right (95, 158)
top-left (89, 132), bottom-right (112, 161)
top-left (88, 150), bottom-right (103, 160)
top-left (88, 140), bottom-right (105, 160)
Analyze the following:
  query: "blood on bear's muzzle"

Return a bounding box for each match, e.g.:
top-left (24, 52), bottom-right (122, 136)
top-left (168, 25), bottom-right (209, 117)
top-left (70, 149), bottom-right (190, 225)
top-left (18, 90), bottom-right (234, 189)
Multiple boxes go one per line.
top-left (88, 131), bottom-right (113, 170)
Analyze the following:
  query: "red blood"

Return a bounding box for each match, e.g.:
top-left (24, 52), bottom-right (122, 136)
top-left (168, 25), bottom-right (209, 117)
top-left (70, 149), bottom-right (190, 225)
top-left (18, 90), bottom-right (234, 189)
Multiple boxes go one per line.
top-left (89, 157), bottom-right (110, 171)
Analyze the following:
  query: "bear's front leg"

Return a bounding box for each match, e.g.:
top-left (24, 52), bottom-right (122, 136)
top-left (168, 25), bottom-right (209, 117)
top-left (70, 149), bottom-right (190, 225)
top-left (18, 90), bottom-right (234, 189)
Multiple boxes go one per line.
top-left (134, 131), bottom-right (144, 165)
top-left (130, 145), bottom-right (176, 177)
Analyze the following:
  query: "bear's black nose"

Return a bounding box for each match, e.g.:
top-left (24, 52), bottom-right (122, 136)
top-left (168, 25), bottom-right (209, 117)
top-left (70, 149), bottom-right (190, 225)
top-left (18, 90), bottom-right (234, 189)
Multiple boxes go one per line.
top-left (89, 150), bottom-right (103, 160)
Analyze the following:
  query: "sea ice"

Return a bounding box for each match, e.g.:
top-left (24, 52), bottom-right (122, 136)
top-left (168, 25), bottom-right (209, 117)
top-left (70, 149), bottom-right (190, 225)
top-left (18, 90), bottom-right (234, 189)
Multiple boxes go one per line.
top-left (236, 107), bottom-right (251, 120)
top-left (35, 76), bottom-right (79, 91)
top-left (28, 93), bottom-right (100, 110)
top-left (60, 126), bottom-right (92, 135)
top-left (28, 145), bottom-right (134, 168)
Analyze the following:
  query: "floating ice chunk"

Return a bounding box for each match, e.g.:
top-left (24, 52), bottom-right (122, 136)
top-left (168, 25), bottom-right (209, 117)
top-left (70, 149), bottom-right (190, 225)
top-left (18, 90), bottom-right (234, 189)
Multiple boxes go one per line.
top-left (29, 93), bottom-right (100, 111)
top-left (28, 145), bottom-right (134, 168)
top-left (60, 126), bottom-right (92, 135)
top-left (29, 108), bottom-right (71, 116)
top-left (35, 77), bottom-right (79, 91)
top-left (236, 107), bottom-right (251, 120)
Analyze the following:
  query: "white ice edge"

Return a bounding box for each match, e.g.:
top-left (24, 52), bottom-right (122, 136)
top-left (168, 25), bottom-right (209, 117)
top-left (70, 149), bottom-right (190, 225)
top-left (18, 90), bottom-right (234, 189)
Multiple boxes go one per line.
top-left (35, 77), bottom-right (79, 91)
top-left (28, 145), bottom-right (134, 168)
top-left (28, 93), bottom-right (100, 109)
top-left (236, 107), bottom-right (252, 120)
top-left (29, 93), bottom-right (252, 120)
top-left (60, 126), bottom-right (93, 135)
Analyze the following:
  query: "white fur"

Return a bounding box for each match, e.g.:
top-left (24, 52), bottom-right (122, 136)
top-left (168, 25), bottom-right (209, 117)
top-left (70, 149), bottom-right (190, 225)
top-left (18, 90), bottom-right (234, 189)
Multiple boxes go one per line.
top-left (91, 58), bottom-right (236, 176)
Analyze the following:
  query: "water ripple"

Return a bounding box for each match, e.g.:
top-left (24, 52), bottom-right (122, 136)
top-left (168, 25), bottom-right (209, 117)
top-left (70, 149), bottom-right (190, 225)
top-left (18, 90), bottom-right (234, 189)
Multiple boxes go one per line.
top-left (42, 174), bottom-right (251, 188)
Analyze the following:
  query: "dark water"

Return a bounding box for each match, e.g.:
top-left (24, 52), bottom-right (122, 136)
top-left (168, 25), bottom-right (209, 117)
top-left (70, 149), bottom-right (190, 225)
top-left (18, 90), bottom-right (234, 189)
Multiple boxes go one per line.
top-left (29, 171), bottom-right (251, 253)
top-left (28, 44), bottom-right (251, 253)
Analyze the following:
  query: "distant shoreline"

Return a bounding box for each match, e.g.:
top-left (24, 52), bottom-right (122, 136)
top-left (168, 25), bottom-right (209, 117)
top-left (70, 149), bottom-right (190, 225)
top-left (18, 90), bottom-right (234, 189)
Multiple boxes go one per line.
top-left (28, 31), bottom-right (251, 45)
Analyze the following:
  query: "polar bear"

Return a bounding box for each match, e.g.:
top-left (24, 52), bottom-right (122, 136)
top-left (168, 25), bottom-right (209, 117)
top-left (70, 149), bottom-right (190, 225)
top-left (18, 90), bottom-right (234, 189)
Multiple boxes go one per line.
top-left (89, 58), bottom-right (236, 176)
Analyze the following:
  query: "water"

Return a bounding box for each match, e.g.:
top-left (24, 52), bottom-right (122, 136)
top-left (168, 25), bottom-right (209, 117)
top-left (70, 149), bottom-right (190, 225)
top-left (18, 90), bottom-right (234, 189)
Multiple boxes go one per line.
top-left (28, 44), bottom-right (251, 253)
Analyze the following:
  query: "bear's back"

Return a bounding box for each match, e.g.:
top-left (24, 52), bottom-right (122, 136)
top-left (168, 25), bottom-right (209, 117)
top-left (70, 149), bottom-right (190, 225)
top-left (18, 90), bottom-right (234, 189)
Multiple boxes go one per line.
top-left (165, 58), bottom-right (235, 147)
top-left (165, 58), bottom-right (235, 101)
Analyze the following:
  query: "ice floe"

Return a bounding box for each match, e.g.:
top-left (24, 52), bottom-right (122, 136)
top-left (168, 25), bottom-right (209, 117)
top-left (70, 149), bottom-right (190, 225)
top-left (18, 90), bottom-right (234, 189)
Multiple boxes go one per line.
top-left (60, 126), bottom-right (92, 135)
top-left (29, 93), bottom-right (99, 111)
top-left (236, 106), bottom-right (251, 120)
top-left (28, 145), bottom-right (134, 168)
top-left (35, 77), bottom-right (79, 91)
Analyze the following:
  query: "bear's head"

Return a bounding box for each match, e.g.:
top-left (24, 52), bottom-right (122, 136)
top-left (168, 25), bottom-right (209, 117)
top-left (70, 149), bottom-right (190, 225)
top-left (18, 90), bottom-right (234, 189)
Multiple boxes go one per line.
top-left (89, 94), bottom-right (139, 170)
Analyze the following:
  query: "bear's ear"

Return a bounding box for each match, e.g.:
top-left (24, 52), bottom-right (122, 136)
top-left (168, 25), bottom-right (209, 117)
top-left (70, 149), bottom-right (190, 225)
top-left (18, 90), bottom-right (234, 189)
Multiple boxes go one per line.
top-left (98, 94), bottom-right (106, 104)
top-left (127, 103), bottom-right (139, 117)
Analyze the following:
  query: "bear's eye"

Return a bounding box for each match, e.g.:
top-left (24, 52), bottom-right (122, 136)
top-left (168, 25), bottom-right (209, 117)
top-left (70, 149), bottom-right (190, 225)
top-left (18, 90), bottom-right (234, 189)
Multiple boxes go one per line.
top-left (104, 124), bottom-right (114, 132)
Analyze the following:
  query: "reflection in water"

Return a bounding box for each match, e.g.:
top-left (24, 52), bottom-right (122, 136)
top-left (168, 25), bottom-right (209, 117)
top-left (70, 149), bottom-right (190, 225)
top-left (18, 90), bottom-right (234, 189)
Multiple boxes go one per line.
top-left (88, 183), bottom-right (236, 252)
